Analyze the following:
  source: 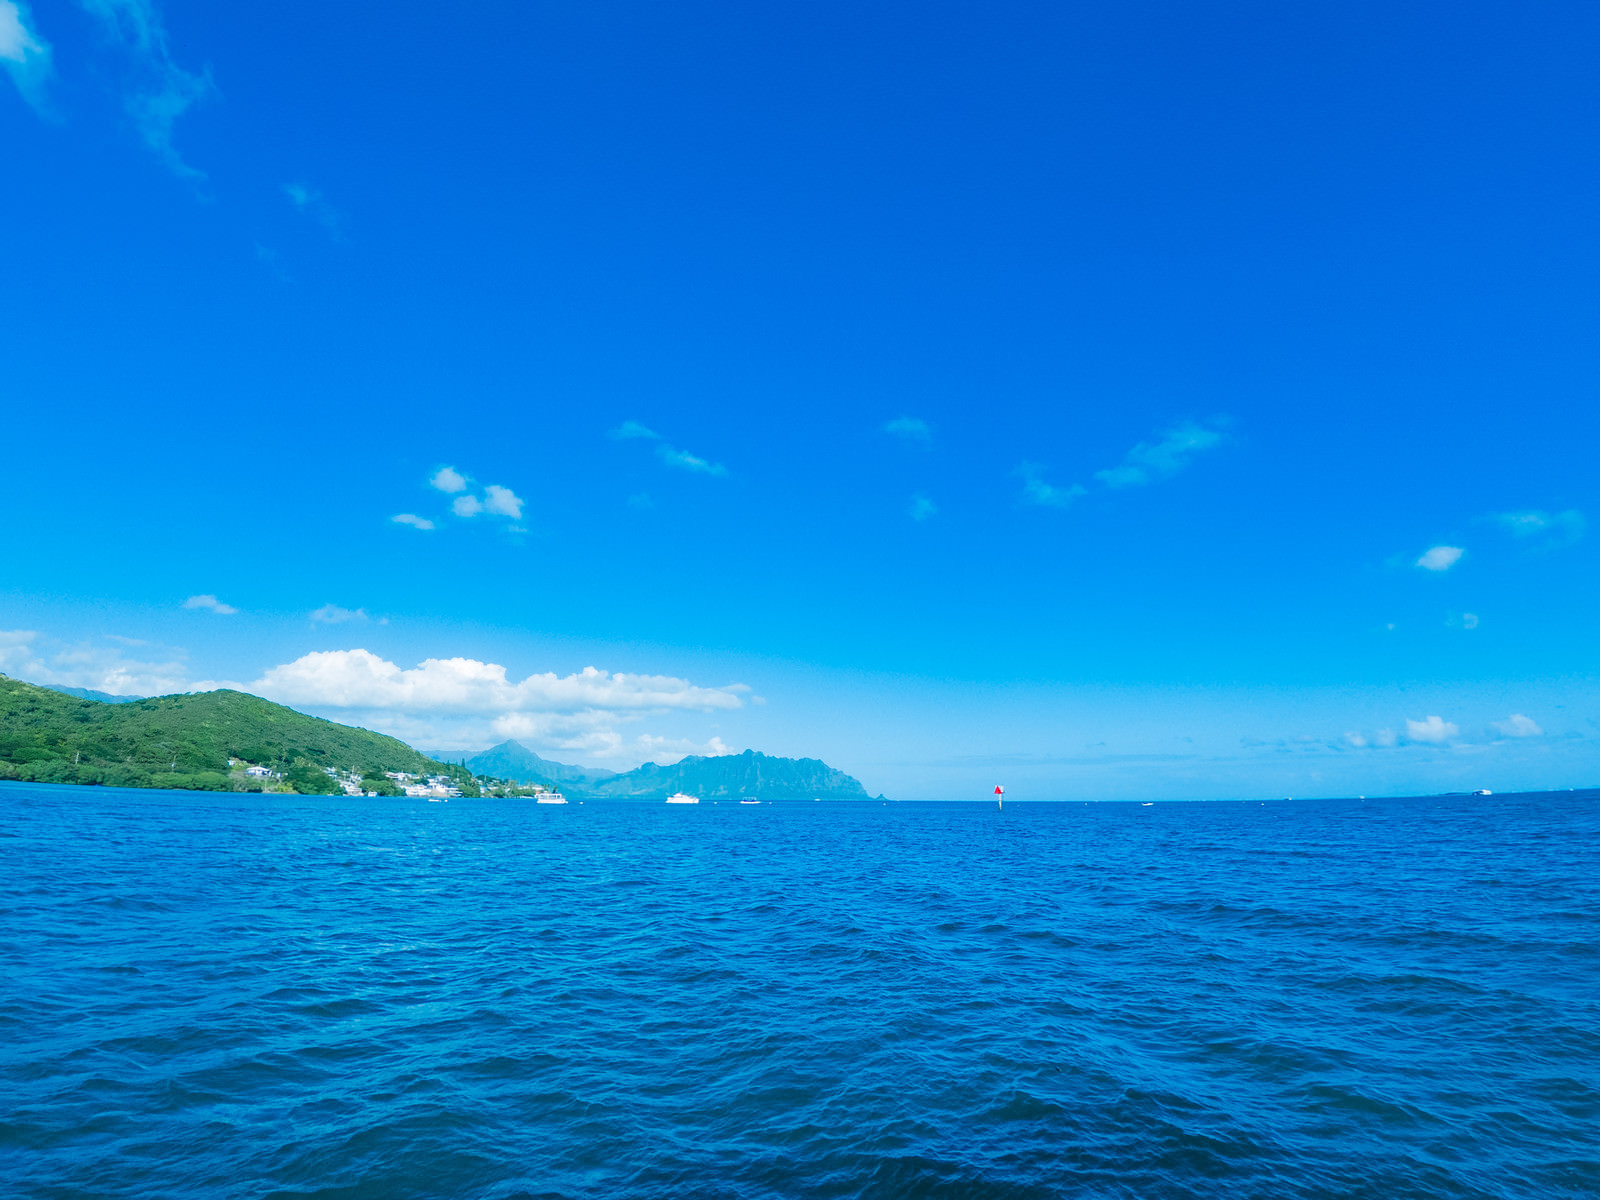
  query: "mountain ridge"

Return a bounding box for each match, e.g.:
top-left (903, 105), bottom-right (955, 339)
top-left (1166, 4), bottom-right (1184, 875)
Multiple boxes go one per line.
top-left (467, 739), bottom-right (879, 801)
top-left (0, 673), bottom-right (477, 794)
top-left (0, 677), bottom-right (879, 800)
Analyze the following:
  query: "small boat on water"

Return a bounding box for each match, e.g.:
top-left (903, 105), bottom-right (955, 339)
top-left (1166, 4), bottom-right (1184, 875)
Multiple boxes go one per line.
top-left (536, 792), bottom-right (568, 805)
top-left (1473, 788), bottom-right (1493, 796)
top-left (665, 792), bottom-right (700, 804)
top-left (740, 799), bottom-right (760, 805)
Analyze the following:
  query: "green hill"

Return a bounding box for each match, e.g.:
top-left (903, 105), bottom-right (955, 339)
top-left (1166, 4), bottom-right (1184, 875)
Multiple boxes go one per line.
top-left (465, 743), bottom-right (878, 801)
top-left (0, 674), bottom-right (477, 795)
top-left (465, 740), bottom-right (618, 788)
top-left (588, 749), bottom-right (877, 800)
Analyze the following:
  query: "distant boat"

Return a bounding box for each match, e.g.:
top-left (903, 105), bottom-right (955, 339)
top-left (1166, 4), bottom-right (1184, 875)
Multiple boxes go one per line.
top-left (1141, 803), bottom-right (1153, 807)
top-left (427, 797), bottom-right (446, 803)
top-left (536, 792), bottom-right (568, 805)
top-left (740, 799), bottom-right (760, 805)
top-left (1473, 788), bottom-right (1493, 796)
top-left (666, 792), bottom-right (700, 804)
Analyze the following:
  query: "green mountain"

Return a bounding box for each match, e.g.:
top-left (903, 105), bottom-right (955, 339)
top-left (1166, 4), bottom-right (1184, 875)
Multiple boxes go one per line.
top-left (0, 673), bottom-right (877, 801)
top-left (465, 740), bottom-right (618, 787)
top-left (587, 749), bottom-right (876, 800)
top-left (42, 684), bottom-right (146, 704)
top-left (474, 746), bottom-right (876, 800)
top-left (0, 674), bottom-right (477, 795)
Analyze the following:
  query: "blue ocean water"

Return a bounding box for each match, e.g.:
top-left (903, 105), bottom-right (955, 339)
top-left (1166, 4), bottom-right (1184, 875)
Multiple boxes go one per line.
top-left (1, 784), bottom-right (1596, 1199)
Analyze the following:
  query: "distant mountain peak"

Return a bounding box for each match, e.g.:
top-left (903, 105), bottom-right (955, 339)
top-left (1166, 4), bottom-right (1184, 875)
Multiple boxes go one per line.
top-left (464, 741), bottom-right (876, 801)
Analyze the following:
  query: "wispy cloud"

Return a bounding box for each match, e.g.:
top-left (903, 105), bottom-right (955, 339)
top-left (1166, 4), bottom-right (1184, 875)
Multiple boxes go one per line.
top-left (1491, 508), bottom-right (1585, 548)
top-left (310, 604), bottom-right (367, 625)
top-left (0, 628), bottom-right (188, 696)
top-left (283, 182), bottom-right (342, 234)
top-left (884, 416), bottom-right (932, 446)
top-left (909, 493), bottom-right (938, 521)
top-left (182, 593), bottom-right (238, 615)
top-left (1014, 462), bottom-right (1085, 509)
top-left (1493, 713), bottom-right (1542, 738)
top-left (1416, 545), bottom-right (1463, 572)
top-left (1094, 421), bottom-right (1226, 490)
top-left (0, 0), bottom-right (52, 109)
top-left (392, 513), bottom-right (435, 531)
top-left (611, 421), bottom-right (728, 477)
top-left (79, 0), bottom-right (214, 179)
top-left (1015, 419), bottom-right (1226, 511)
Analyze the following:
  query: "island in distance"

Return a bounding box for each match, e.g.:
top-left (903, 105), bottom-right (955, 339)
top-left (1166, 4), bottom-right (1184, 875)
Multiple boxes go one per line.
top-left (465, 740), bottom-right (879, 802)
top-left (0, 673), bottom-right (879, 801)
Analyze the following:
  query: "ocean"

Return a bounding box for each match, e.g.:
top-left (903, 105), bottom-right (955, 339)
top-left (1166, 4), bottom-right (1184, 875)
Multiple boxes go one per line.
top-left (2, 783), bottom-right (1596, 1199)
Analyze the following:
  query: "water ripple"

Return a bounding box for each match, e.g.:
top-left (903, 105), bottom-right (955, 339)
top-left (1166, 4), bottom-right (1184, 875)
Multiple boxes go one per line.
top-left (1, 784), bottom-right (1596, 1198)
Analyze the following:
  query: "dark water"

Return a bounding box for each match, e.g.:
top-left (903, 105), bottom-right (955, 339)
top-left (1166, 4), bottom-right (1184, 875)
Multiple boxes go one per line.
top-left (2, 784), bottom-right (1597, 1199)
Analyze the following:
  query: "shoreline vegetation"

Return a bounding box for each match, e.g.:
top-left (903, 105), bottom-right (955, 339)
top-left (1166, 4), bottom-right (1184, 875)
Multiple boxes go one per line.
top-left (0, 674), bottom-right (879, 801)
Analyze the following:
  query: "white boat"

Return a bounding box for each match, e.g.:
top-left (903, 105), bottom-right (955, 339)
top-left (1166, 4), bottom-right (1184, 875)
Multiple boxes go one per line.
top-left (740, 799), bottom-right (760, 805)
top-left (665, 792), bottom-right (700, 804)
top-left (536, 792), bottom-right (568, 805)
top-left (1473, 788), bottom-right (1493, 796)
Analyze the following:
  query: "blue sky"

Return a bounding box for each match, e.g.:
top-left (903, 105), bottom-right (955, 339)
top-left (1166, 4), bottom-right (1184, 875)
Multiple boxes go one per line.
top-left (4, 0), bottom-right (1598, 799)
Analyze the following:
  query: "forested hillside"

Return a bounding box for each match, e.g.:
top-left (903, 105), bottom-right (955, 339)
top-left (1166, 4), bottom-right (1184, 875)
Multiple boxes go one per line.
top-left (0, 674), bottom-right (476, 794)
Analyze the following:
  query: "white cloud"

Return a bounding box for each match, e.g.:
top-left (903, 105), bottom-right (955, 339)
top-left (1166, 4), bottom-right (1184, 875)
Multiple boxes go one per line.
top-left (629, 733), bottom-right (735, 764)
top-left (426, 468), bottom-right (523, 523)
top-left (1405, 715), bottom-right (1458, 744)
top-left (310, 604), bottom-right (367, 625)
top-left (234, 650), bottom-right (750, 764)
top-left (1493, 713), bottom-right (1542, 738)
top-left (484, 713), bottom-right (738, 764)
top-left (885, 416), bottom-right (932, 445)
top-left (392, 513), bottom-right (435, 531)
top-left (1416, 545), bottom-right (1463, 572)
top-left (482, 484), bottom-right (523, 519)
top-left (0, 629), bottom-right (188, 696)
top-left (183, 594), bottom-right (238, 615)
top-left (0, 0), bottom-right (51, 108)
top-left (251, 650), bottom-right (747, 715)
top-left (612, 420), bottom-right (727, 476)
top-left (656, 444), bottom-right (727, 476)
top-left (1094, 421), bottom-right (1225, 489)
top-left (1015, 462), bottom-right (1086, 509)
top-left (430, 466), bottom-right (468, 493)
top-left (1461, 612), bottom-right (1479, 630)
top-left (283, 182), bottom-right (341, 233)
top-left (79, 0), bottom-right (213, 179)
top-left (909, 493), bottom-right (937, 521)
top-left (1373, 727), bottom-right (1397, 748)
top-left (1343, 731), bottom-right (1368, 748)
top-left (611, 420), bottom-right (658, 441)
top-left (1492, 509), bottom-right (1585, 547)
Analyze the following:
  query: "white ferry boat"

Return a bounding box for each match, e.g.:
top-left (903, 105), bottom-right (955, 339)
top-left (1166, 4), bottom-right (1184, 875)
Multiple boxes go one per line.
top-left (665, 792), bottom-right (700, 804)
top-left (740, 799), bottom-right (760, 805)
top-left (536, 792), bottom-right (568, 805)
